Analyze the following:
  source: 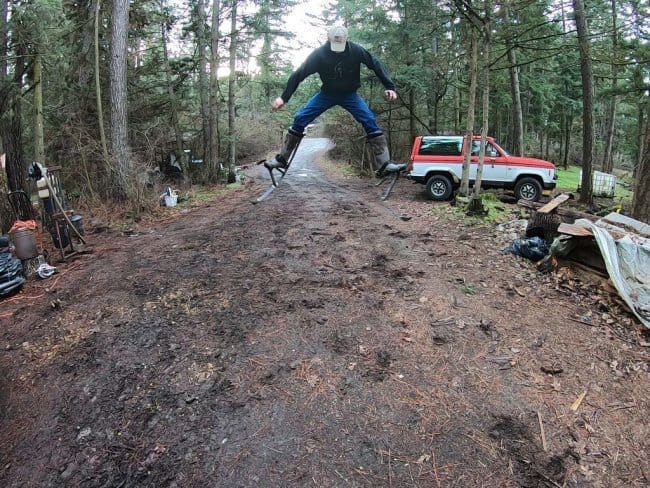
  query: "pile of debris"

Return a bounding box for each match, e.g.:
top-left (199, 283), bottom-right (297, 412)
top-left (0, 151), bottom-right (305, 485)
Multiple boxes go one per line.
top-left (505, 194), bottom-right (650, 330)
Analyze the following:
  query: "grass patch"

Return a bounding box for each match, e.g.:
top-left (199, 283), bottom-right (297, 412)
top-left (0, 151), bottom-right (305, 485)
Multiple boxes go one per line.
top-left (462, 283), bottom-right (476, 295)
top-left (170, 183), bottom-right (244, 209)
top-left (555, 166), bottom-right (581, 191)
top-left (431, 192), bottom-right (515, 224)
top-left (555, 165), bottom-right (633, 204)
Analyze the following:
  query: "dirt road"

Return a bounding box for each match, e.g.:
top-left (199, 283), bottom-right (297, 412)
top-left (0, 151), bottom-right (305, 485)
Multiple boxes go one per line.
top-left (1, 138), bottom-right (648, 487)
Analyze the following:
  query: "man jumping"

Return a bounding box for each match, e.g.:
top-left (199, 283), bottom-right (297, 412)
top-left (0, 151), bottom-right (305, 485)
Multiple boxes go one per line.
top-left (266, 25), bottom-right (406, 177)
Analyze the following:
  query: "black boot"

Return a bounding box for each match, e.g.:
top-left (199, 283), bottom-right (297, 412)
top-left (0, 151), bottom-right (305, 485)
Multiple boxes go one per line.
top-left (265, 130), bottom-right (303, 170)
top-left (367, 133), bottom-right (406, 177)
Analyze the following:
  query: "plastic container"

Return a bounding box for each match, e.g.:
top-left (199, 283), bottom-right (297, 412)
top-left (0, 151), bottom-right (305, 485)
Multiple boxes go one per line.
top-left (578, 170), bottom-right (616, 197)
top-left (164, 194), bottom-right (178, 207)
top-left (37, 177), bottom-right (50, 198)
top-left (11, 228), bottom-right (39, 259)
top-left (69, 214), bottom-right (85, 236)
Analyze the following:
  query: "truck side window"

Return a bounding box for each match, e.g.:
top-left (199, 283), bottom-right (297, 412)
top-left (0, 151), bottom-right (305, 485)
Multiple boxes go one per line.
top-left (471, 141), bottom-right (499, 157)
top-left (418, 138), bottom-right (462, 156)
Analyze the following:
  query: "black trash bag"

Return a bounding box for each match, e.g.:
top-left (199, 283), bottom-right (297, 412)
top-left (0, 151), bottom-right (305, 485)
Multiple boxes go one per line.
top-left (503, 236), bottom-right (549, 261)
top-left (0, 251), bottom-right (25, 298)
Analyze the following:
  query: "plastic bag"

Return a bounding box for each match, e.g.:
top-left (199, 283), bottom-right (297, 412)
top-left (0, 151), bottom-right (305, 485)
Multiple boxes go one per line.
top-left (503, 236), bottom-right (549, 261)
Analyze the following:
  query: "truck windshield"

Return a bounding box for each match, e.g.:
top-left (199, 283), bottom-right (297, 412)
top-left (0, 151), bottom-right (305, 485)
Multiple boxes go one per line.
top-left (494, 141), bottom-right (510, 156)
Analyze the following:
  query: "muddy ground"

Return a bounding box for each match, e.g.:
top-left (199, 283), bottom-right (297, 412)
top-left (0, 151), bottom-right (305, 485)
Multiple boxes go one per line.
top-left (1, 138), bottom-right (648, 487)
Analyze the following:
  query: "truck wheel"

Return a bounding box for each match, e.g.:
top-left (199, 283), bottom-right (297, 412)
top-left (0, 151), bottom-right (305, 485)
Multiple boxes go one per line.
top-left (514, 177), bottom-right (542, 202)
top-left (425, 175), bottom-right (453, 201)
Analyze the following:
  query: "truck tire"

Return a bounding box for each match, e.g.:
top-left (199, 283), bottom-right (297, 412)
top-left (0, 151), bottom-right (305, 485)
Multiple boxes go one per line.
top-left (514, 177), bottom-right (542, 202)
top-left (425, 174), bottom-right (453, 201)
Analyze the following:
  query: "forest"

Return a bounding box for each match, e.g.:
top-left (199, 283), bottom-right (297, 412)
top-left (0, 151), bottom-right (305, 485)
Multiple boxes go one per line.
top-left (0, 0), bottom-right (649, 227)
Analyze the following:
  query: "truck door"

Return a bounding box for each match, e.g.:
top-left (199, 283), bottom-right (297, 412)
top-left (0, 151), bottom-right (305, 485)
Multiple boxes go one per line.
top-left (470, 140), bottom-right (509, 184)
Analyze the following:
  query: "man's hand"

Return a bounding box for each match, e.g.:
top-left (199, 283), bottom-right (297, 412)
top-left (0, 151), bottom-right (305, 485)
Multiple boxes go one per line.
top-left (384, 90), bottom-right (397, 102)
top-left (272, 97), bottom-right (285, 111)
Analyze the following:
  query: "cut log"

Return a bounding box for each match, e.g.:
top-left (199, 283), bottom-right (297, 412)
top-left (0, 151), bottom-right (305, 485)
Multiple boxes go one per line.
top-left (526, 212), bottom-right (562, 242)
top-left (518, 199), bottom-right (598, 222)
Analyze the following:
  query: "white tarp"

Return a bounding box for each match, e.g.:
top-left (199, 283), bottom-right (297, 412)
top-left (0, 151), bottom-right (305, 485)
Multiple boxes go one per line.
top-left (572, 213), bottom-right (650, 329)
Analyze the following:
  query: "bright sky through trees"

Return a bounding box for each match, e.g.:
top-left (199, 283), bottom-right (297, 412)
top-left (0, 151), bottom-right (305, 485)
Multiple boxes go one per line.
top-left (283, 1), bottom-right (329, 67)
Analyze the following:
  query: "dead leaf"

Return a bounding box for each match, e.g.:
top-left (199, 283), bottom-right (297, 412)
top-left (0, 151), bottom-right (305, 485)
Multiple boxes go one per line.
top-left (416, 454), bottom-right (431, 464)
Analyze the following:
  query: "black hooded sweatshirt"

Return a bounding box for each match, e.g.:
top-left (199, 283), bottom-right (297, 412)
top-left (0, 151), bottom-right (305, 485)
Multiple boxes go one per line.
top-left (280, 41), bottom-right (396, 103)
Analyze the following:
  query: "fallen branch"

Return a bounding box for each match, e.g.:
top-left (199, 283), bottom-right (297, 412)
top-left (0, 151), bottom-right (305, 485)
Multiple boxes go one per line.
top-left (537, 411), bottom-right (548, 452)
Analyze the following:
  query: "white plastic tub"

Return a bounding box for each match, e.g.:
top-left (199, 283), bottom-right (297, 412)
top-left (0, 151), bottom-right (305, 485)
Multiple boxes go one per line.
top-left (578, 170), bottom-right (616, 197)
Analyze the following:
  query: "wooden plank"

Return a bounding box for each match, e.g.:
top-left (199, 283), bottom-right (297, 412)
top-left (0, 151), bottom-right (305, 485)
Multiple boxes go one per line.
top-left (537, 193), bottom-right (570, 213)
top-left (557, 223), bottom-right (593, 236)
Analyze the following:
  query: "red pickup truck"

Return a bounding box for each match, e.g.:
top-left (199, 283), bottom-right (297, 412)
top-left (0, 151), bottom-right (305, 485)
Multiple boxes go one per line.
top-left (407, 135), bottom-right (557, 202)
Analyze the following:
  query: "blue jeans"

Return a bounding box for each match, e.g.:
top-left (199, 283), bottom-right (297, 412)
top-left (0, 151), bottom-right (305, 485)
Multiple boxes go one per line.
top-left (290, 91), bottom-right (382, 136)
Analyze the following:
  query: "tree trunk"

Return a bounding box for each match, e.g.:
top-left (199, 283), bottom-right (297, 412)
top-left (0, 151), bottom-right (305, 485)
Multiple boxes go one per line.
top-left (601, 0), bottom-right (618, 174)
top-left (161, 0), bottom-right (185, 175)
top-left (503, 6), bottom-right (523, 156)
top-left (208, 0), bottom-right (221, 181)
top-left (2, 39), bottom-right (30, 220)
top-left (0, 0), bottom-right (14, 230)
top-left (573, 0), bottom-right (593, 205)
top-left (409, 89), bottom-right (416, 142)
top-left (2, 96), bottom-right (24, 193)
top-left (2, 9), bottom-right (29, 218)
top-left (258, 3), bottom-right (272, 100)
top-left (0, 0), bottom-right (6, 78)
top-left (226, 0), bottom-right (237, 183)
top-left (517, 199), bottom-right (597, 222)
top-left (195, 0), bottom-right (210, 175)
top-left (72, 0), bottom-right (99, 110)
top-left (2, 111), bottom-right (31, 221)
top-left (506, 46), bottom-right (524, 157)
top-left (109, 0), bottom-right (132, 200)
top-left (472, 15), bottom-right (490, 200)
top-left (562, 107), bottom-right (573, 169)
top-left (95, 0), bottom-right (108, 164)
top-left (33, 51), bottom-right (45, 164)
top-left (452, 26), bottom-right (461, 135)
top-left (631, 103), bottom-right (650, 222)
top-left (459, 27), bottom-right (478, 197)
top-left (638, 101), bottom-right (646, 170)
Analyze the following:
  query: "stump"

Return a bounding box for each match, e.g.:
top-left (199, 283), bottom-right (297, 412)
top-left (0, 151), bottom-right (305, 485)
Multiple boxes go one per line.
top-left (526, 211), bottom-right (562, 242)
top-left (466, 196), bottom-right (488, 217)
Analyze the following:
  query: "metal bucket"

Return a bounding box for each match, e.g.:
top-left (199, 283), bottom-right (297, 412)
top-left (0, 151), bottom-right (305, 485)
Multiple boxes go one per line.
top-left (11, 228), bottom-right (38, 259)
top-left (69, 214), bottom-right (85, 236)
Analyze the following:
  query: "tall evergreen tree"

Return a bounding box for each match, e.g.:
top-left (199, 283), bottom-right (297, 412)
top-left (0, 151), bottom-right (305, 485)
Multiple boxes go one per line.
top-left (110, 0), bottom-right (132, 199)
top-left (573, 0), bottom-right (594, 204)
